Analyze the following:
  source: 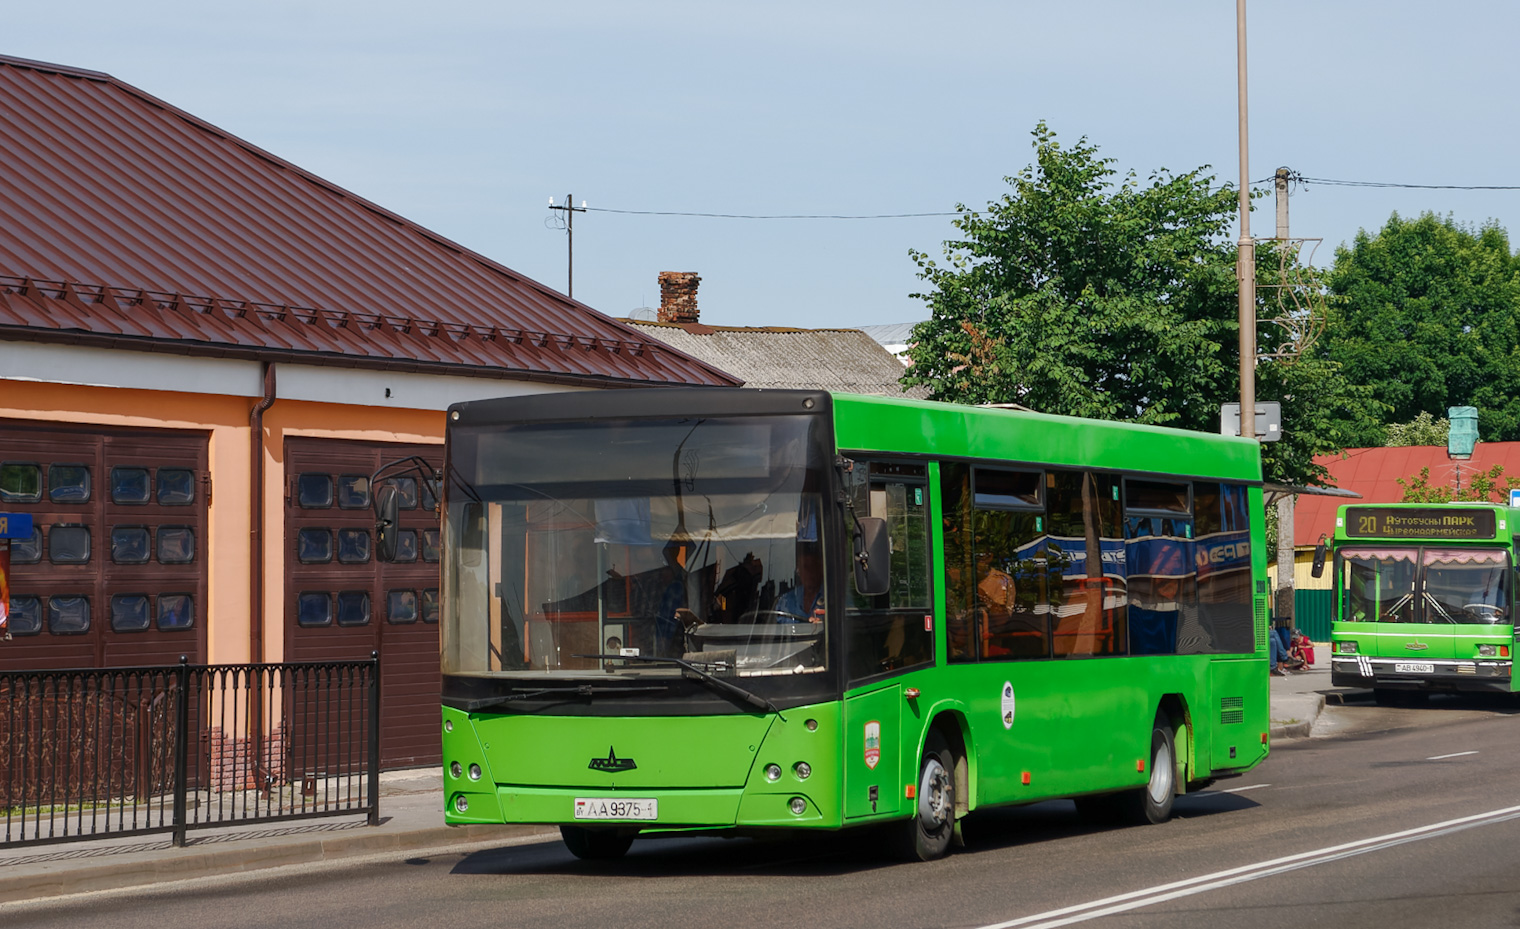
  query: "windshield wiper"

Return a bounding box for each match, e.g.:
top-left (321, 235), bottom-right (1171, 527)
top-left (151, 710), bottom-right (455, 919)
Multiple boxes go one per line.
top-left (455, 683), bottom-right (669, 712)
top-left (576, 654), bottom-right (782, 716)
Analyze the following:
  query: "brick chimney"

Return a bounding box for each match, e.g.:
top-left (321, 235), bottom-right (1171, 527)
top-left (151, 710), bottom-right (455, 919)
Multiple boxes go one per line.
top-left (657, 272), bottom-right (701, 324)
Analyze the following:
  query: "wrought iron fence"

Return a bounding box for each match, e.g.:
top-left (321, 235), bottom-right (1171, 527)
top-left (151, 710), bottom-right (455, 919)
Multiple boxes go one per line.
top-left (1, 656), bottom-right (380, 848)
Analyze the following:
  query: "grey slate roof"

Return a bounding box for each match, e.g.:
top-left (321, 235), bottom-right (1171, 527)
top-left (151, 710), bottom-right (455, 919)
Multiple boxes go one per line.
top-left (621, 321), bottom-right (930, 398)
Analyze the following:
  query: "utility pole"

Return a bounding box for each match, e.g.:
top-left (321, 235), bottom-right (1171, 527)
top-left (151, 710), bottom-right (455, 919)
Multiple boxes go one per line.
top-left (1236, 0), bottom-right (1257, 441)
top-left (548, 194), bottom-right (586, 298)
top-left (1273, 166), bottom-right (1296, 635)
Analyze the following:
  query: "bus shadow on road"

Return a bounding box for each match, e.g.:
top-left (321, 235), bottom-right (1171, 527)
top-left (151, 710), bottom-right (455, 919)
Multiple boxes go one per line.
top-left (448, 794), bottom-right (1262, 877)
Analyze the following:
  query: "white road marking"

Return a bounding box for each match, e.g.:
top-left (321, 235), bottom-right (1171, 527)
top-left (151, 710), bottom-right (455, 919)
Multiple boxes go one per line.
top-left (974, 803), bottom-right (1520, 929)
top-left (1221, 784), bottom-right (1270, 793)
top-left (1426, 751), bottom-right (1478, 761)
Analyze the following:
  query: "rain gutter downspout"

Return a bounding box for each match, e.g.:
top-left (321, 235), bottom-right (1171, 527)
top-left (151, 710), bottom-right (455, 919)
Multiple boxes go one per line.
top-left (249, 362), bottom-right (276, 663)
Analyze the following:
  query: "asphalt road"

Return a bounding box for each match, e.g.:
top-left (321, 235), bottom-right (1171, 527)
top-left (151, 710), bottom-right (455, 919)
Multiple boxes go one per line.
top-left (10, 692), bottom-right (1520, 929)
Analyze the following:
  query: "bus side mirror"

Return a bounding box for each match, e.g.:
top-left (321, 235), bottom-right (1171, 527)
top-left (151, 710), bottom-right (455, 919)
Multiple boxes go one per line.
top-left (374, 483), bottom-right (400, 562)
top-left (1310, 537), bottom-right (1327, 578)
top-left (853, 517), bottom-right (890, 597)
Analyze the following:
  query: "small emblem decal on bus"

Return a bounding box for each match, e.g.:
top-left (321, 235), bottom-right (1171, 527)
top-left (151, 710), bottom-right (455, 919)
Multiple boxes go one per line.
top-left (589, 747), bottom-right (637, 773)
top-left (1405, 641), bottom-right (1429, 651)
top-left (1001, 682), bottom-right (1016, 730)
top-left (864, 721), bottom-right (881, 769)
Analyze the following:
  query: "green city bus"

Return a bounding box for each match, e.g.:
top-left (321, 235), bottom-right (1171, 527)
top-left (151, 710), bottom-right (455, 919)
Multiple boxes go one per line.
top-left (1324, 502), bottom-right (1517, 703)
top-left (434, 389), bottom-right (1271, 860)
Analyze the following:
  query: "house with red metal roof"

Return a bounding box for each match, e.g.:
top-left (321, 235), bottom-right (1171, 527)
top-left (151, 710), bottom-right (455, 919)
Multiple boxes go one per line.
top-left (0, 55), bottom-right (738, 767)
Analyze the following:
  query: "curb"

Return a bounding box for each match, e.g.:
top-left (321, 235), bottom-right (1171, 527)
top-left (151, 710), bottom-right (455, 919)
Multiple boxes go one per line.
top-left (1269, 693), bottom-right (1326, 741)
top-left (0, 823), bottom-right (558, 905)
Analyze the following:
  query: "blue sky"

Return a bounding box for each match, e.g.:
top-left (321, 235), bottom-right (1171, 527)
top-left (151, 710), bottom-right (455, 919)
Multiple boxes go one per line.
top-left (11, 1), bottom-right (1520, 329)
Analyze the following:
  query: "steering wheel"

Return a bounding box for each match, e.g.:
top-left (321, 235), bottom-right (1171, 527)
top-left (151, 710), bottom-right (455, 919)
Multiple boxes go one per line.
top-left (1462, 603), bottom-right (1506, 622)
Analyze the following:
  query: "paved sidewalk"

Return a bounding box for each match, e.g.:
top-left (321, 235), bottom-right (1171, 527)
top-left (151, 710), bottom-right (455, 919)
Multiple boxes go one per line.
top-left (2, 661), bottom-right (1339, 905)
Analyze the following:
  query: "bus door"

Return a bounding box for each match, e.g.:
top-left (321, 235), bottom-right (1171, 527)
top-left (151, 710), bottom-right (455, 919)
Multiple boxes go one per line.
top-left (841, 460), bottom-right (935, 820)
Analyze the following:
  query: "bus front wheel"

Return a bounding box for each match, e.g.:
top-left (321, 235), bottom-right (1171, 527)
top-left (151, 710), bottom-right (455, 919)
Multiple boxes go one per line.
top-left (560, 825), bottom-right (635, 860)
top-left (899, 730), bottom-right (956, 861)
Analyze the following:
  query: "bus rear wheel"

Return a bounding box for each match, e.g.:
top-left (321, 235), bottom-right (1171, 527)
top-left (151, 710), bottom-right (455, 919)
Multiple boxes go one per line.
top-left (1118, 711), bottom-right (1176, 825)
top-left (899, 730), bottom-right (956, 861)
top-left (560, 825), bottom-right (635, 860)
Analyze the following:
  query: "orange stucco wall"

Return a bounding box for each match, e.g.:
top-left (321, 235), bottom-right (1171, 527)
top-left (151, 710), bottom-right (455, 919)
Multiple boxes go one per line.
top-left (0, 381), bottom-right (443, 664)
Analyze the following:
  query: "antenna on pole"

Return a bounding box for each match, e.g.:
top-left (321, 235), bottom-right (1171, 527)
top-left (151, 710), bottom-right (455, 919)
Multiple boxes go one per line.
top-left (547, 194), bottom-right (588, 298)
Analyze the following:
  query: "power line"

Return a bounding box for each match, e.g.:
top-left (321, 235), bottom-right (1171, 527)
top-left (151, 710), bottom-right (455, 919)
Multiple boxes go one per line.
top-left (584, 207), bottom-right (961, 220)
top-left (1296, 176), bottom-right (1520, 191)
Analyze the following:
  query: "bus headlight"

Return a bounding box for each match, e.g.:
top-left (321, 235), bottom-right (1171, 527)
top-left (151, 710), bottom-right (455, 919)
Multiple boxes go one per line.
top-left (794, 762), bottom-right (811, 780)
top-left (469, 763), bottom-right (482, 781)
top-left (789, 797), bottom-right (807, 815)
top-left (450, 762), bottom-right (462, 778)
top-left (1479, 644), bottom-right (1498, 657)
top-left (765, 764), bottom-right (783, 782)
top-left (454, 795), bottom-right (469, 813)
top-left (1336, 641), bottom-right (1357, 655)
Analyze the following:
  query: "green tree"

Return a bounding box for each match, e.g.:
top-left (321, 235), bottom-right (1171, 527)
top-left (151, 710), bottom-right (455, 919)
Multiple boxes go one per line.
top-left (1324, 212), bottom-right (1520, 440)
top-left (904, 123), bottom-right (1378, 486)
top-left (1399, 463), bottom-right (1519, 503)
top-left (1384, 411), bottom-right (1449, 447)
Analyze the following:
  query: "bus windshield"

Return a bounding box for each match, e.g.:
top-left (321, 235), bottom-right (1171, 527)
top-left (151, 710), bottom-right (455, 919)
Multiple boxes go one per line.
top-left (1340, 545), bottom-right (1510, 624)
top-left (443, 414), bottom-right (831, 679)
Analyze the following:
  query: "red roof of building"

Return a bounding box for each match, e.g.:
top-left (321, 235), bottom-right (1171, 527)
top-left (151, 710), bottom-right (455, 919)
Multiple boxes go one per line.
top-left (0, 56), bottom-right (738, 388)
top-left (1295, 443), bottom-right (1520, 546)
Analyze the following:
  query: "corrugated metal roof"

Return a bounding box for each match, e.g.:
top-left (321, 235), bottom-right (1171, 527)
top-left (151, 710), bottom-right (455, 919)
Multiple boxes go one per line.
top-left (1294, 443), bottom-right (1520, 546)
top-left (0, 56), bottom-right (737, 388)
top-left (622, 320), bottom-right (928, 397)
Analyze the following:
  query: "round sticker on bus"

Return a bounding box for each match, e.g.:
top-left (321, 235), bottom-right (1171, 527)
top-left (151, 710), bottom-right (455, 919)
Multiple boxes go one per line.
top-left (1000, 682), bottom-right (1015, 730)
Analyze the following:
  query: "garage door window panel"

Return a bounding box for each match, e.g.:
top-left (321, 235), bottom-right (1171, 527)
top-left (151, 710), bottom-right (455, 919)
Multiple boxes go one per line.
top-left (156, 469), bottom-right (196, 506)
top-left (337, 475), bottom-right (370, 509)
top-left (158, 527), bottom-right (195, 564)
top-left (298, 528), bottom-right (334, 564)
top-left (49, 596), bottom-right (91, 634)
top-left (111, 467), bottom-right (152, 505)
top-left (8, 596), bottom-right (42, 635)
top-left (297, 473), bottom-right (333, 509)
top-left (298, 593), bottom-right (333, 627)
top-left (111, 594), bottom-right (151, 632)
top-left (12, 527), bottom-right (41, 564)
top-left (49, 525), bottom-right (91, 564)
top-left (387, 590), bottom-right (418, 624)
top-left (158, 594), bottom-right (195, 630)
top-left (0, 462), bottom-right (42, 503)
top-left (111, 526), bottom-right (152, 564)
top-left (337, 529), bottom-right (370, 564)
top-left (336, 591), bottom-right (371, 626)
top-left (48, 464), bottom-right (91, 503)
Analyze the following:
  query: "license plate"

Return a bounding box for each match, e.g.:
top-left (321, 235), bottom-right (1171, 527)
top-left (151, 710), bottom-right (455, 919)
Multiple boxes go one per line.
top-left (573, 798), bottom-right (658, 821)
top-left (1395, 662), bottom-right (1435, 674)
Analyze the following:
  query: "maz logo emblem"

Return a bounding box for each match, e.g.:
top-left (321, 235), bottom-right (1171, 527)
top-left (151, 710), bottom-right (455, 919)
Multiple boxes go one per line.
top-left (1405, 641), bottom-right (1429, 651)
top-left (589, 747), bottom-right (637, 773)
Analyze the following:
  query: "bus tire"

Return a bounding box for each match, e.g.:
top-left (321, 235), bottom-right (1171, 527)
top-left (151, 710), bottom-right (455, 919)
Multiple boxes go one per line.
top-left (1121, 712), bottom-right (1176, 825)
top-left (900, 730), bottom-right (956, 861)
top-left (560, 825), bottom-right (635, 860)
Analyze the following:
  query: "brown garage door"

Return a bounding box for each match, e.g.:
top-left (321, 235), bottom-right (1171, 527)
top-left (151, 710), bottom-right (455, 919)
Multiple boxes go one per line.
top-left (284, 438), bottom-right (441, 770)
top-left (0, 420), bottom-right (209, 671)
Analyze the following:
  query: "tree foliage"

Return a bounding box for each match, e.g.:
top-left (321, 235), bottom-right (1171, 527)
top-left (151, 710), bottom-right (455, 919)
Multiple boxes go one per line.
top-left (1384, 411), bottom-right (1449, 447)
top-left (1324, 212), bottom-right (1520, 441)
top-left (903, 124), bottom-right (1378, 486)
top-left (1399, 463), bottom-right (1519, 503)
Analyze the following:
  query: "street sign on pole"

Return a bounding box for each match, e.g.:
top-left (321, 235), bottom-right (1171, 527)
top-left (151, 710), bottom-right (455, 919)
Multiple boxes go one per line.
top-left (1220, 402), bottom-right (1282, 442)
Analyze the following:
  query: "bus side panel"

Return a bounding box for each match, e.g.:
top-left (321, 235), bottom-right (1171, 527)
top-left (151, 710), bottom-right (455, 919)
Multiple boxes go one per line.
top-left (843, 683), bottom-right (902, 820)
top-left (1208, 658), bottom-right (1268, 771)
